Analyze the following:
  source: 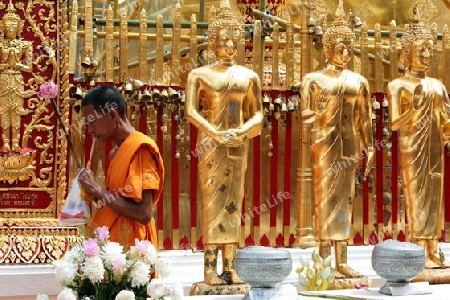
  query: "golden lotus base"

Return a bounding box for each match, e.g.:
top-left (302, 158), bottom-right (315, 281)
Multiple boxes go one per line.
top-left (0, 150), bottom-right (36, 183)
top-left (329, 277), bottom-right (372, 290)
top-left (412, 267), bottom-right (450, 284)
top-left (189, 282), bottom-right (251, 296)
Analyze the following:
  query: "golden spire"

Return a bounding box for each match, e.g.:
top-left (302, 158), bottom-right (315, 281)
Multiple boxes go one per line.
top-left (220, 0), bottom-right (230, 9)
top-left (322, 0), bottom-right (355, 50)
top-left (2, 0), bottom-right (20, 24)
top-left (401, 5), bottom-right (433, 56)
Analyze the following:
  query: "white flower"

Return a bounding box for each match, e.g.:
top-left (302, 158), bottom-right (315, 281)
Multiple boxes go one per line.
top-left (147, 278), bottom-right (165, 299)
top-left (63, 245), bottom-right (84, 265)
top-left (170, 282), bottom-right (185, 300)
top-left (129, 260), bottom-right (150, 287)
top-left (36, 294), bottom-right (50, 300)
top-left (82, 256), bottom-right (105, 283)
top-left (299, 257), bottom-right (311, 268)
top-left (143, 243), bottom-right (157, 264)
top-left (155, 257), bottom-right (172, 279)
top-left (298, 272), bottom-right (308, 287)
top-left (54, 260), bottom-right (77, 286)
top-left (101, 241), bottom-right (126, 268)
top-left (56, 288), bottom-right (76, 300)
top-left (115, 290), bottom-right (135, 300)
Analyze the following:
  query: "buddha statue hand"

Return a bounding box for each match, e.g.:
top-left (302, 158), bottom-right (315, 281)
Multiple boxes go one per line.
top-left (301, 109), bottom-right (316, 124)
top-left (215, 130), bottom-right (246, 147)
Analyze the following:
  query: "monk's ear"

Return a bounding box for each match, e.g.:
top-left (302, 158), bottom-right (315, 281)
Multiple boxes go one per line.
top-left (109, 108), bottom-right (120, 121)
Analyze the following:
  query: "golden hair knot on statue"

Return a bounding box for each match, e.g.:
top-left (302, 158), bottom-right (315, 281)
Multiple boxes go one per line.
top-left (207, 0), bottom-right (241, 45)
top-left (2, 1), bottom-right (20, 24)
top-left (322, 0), bottom-right (355, 50)
top-left (400, 5), bottom-right (433, 56)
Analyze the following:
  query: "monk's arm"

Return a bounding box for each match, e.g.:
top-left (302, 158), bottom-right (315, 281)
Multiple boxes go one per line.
top-left (99, 189), bottom-right (154, 225)
top-left (78, 169), bottom-right (155, 225)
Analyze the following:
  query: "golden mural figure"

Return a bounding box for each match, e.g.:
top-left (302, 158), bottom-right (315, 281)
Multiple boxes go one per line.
top-left (300, 0), bottom-right (374, 278)
top-left (185, 0), bottom-right (263, 285)
top-left (0, 1), bottom-right (32, 153)
top-left (387, 6), bottom-right (450, 269)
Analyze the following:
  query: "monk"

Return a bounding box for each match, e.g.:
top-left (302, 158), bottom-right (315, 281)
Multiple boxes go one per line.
top-left (78, 85), bottom-right (164, 249)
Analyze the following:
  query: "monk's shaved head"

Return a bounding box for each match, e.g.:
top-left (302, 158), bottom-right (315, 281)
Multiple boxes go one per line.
top-left (82, 85), bottom-right (126, 117)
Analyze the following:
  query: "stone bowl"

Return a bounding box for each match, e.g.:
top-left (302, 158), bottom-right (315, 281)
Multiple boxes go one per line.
top-left (235, 246), bottom-right (292, 288)
top-left (371, 240), bottom-right (425, 283)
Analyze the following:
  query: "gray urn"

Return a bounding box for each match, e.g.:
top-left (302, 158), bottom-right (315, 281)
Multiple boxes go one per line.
top-left (235, 246), bottom-right (292, 288)
top-left (371, 239), bottom-right (425, 283)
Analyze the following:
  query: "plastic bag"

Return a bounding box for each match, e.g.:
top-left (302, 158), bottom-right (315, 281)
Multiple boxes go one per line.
top-left (59, 173), bottom-right (91, 226)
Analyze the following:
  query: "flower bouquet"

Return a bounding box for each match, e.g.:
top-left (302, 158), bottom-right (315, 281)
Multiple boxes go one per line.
top-left (53, 226), bottom-right (157, 300)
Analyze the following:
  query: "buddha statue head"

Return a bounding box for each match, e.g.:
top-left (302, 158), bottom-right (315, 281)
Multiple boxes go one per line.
top-left (2, 0), bottom-right (24, 39)
top-left (401, 5), bottom-right (433, 72)
top-left (322, 0), bottom-right (355, 68)
top-left (207, 0), bottom-right (242, 62)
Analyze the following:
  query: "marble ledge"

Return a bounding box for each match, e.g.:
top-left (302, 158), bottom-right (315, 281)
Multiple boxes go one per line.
top-left (1, 244), bottom-right (450, 300)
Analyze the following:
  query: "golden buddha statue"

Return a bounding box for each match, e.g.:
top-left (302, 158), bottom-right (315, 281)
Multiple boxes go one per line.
top-left (300, 0), bottom-right (374, 278)
top-left (0, 1), bottom-right (32, 153)
top-left (185, 0), bottom-right (263, 286)
top-left (387, 6), bottom-right (450, 269)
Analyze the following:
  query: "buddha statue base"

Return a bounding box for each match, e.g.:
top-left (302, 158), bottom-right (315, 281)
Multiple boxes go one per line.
top-left (412, 267), bottom-right (450, 284)
top-left (189, 282), bottom-right (251, 296)
top-left (0, 149), bottom-right (36, 183)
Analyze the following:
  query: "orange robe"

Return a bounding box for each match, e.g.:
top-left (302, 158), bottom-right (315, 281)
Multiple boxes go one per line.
top-left (92, 131), bottom-right (164, 249)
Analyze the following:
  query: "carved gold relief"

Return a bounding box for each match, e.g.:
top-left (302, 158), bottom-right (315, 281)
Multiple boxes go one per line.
top-left (355, 0), bottom-right (375, 25)
top-left (0, 228), bottom-right (82, 263)
top-left (0, 0), bottom-right (75, 264)
top-left (409, 0), bottom-right (438, 24)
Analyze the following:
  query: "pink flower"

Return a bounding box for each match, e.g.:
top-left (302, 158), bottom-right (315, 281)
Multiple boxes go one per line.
top-left (130, 239), bottom-right (151, 255)
top-left (38, 82), bottom-right (58, 98)
top-left (83, 238), bottom-right (100, 257)
top-left (355, 283), bottom-right (368, 289)
top-left (95, 226), bottom-right (110, 241)
top-left (113, 260), bottom-right (124, 273)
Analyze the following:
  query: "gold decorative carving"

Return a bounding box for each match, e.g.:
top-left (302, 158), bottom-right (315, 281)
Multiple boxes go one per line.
top-left (0, 0), bottom-right (75, 265)
top-left (139, 9), bottom-right (149, 84)
top-left (0, 1), bottom-right (32, 155)
top-left (105, 5), bottom-right (114, 82)
top-left (120, 8), bottom-right (128, 82)
top-left (171, 2), bottom-right (182, 86)
top-left (310, 0), bottom-right (333, 23)
top-left (0, 151), bottom-right (36, 183)
top-left (0, 227), bottom-right (81, 263)
top-left (155, 15), bottom-right (164, 85)
top-left (355, 0), bottom-right (375, 25)
top-left (409, 0), bottom-right (438, 24)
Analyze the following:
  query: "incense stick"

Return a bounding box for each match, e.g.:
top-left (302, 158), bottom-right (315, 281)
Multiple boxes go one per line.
top-left (89, 138), bottom-right (96, 162)
top-left (50, 98), bottom-right (82, 169)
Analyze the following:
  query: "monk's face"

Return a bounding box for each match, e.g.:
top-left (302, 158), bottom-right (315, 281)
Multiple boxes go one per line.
top-left (409, 38), bottom-right (432, 71)
top-left (81, 104), bottom-right (115, 141)
top-left (214, 28), bottom-right (239, 62)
